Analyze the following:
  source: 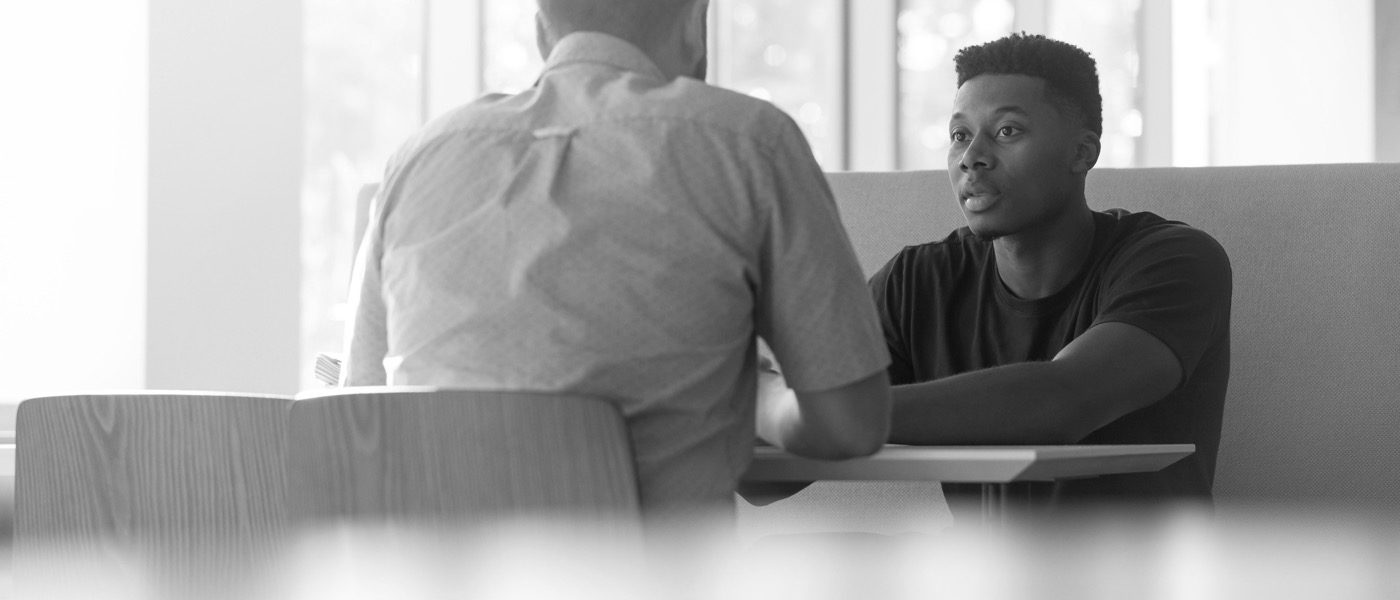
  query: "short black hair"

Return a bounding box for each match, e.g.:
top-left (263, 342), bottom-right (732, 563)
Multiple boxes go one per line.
top-left (954, 33), bottom-right (1102, 136)
top-left (538, 0), bottom-right (700, 51)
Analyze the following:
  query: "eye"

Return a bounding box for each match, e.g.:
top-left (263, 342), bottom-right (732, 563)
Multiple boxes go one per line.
top-left (950, 129), bottom-right (970, 143)
top-left (996, 125), bottom-right (1022, 138)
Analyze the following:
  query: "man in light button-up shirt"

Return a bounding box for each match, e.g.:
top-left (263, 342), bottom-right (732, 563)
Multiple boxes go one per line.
top-left (341, 0), bottom-right (890, 520)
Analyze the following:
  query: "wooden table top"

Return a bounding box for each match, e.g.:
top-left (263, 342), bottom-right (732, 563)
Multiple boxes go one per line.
top-left (0, 439), bottom-right (1193, 483)
top-left (742, 444), bottom-right (1195, 484)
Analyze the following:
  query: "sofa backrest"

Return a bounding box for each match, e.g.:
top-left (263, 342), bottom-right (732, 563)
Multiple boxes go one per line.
top-left (827, 164), bottom-right (1400, 509)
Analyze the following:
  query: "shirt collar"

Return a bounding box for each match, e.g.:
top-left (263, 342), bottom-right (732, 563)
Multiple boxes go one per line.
top-left (541, 32), bottom-right (667, 82)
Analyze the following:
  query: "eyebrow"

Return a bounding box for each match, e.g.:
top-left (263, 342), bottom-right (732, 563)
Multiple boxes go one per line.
top-left (950, 105), bottom-right (1032, 121)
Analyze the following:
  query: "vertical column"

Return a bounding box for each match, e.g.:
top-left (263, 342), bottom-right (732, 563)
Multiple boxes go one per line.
top-left (846, 0), bottom-right (898, 171)
top-left (1138, 0), bottom-right (1174, 167)
top-left (425, 0), bottom-right (484, 121)
top-left (1170, 0), bottom-right (1213, 167)
top-left (0, 2), bottom-right (149, 402)
top-left (1378, 0), bottom-right (1400, 162)
top-left (147, 0), bottom-right (303, 394)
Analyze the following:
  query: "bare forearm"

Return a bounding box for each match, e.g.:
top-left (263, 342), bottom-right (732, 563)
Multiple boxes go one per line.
top-left (889, 322), bottom-right (1182, 445)
top-left (889, 361), bottom-right (1095, 445)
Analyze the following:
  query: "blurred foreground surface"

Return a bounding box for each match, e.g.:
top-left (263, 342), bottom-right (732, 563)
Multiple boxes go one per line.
top-left (8, 505), bottom-right (1400, 600)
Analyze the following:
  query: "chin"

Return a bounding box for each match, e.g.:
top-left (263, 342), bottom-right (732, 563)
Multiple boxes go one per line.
top-left (967, 228), bottom-right (1004, 242)
top-left (962, 214), bottom-right (1007, 241)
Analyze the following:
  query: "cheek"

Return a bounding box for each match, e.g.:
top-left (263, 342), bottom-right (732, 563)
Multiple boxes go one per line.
top-left (1050, 140), bottom-right (1081, 168)
top-left (1024, 145), bottom-right (1073, 175)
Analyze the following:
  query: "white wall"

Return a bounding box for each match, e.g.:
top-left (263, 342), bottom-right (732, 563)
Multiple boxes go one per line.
top-left (0, 1), bottom-right (303, 411)
top-left (147, 0), bottom-right (303, 394)
top-left (0, 3), bottom-right (150, 404)
top-left (1210, 0), bottom-right (1374, 165)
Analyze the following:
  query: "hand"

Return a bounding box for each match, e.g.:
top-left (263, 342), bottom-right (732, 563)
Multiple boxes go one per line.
top-left (756, 337), bottom-right (782, 374)
top-left (755, 368), bottom-right (796, 446)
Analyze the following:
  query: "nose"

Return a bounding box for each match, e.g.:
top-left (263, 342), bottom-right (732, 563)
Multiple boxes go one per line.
top-left (957, 135), bottom-right (995, 172)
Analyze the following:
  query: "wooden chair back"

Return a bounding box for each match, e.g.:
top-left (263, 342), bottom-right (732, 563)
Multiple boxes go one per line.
top-left (14, 392), bottom-right (292, 598)
top-left (288, 387), bottom-right (640, 527)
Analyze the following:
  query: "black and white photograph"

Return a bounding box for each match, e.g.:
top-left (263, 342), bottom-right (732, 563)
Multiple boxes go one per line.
top-left (2, 1), bottom-right (1398, 598)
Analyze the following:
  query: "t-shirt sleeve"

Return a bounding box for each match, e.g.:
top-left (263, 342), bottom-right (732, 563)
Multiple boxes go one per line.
top-left (868, 252), bottom-right (918, 385)
top-left (753, 114), bottom-right (890, 392)
top-left (1093, 225), bottom-right (1232, 384)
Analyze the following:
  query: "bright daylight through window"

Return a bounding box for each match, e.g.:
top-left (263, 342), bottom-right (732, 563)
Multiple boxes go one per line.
top-left (301, 0), bottom-right (1382, 388)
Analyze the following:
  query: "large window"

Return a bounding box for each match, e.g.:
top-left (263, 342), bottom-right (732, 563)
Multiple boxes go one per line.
top-left (302, 0), bottom-right (424, 388)
top-left (481, 1), bottom-right (542, 93)
top-left (300, 0), bottom-right (851, 384)
top-left (301, 0), bottom-right (1388, 385)
top-left (897, 0), bottom-right (1017, 170)
top-left (897, 0), bottom-right (1143, 169)
top-left (713, 0), bottom-right (844, 167)
top-left (1046, 0), bottom-right (1143, 168)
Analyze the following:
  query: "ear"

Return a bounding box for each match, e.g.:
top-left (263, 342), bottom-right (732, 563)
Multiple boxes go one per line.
top-left (681, 0), bottom-right (710, 79)
top-left (535, 12), bottom-right (552, 61)
top-left (1070, 130), bottom-right (1101, 173)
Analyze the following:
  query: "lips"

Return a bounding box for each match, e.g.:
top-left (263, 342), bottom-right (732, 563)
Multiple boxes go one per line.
top-left (959, 181), bottom-right (1000, 213)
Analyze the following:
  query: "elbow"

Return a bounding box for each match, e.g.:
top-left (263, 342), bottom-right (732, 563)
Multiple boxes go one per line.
top-left (781, 411), bottom-right (888, 460)
top-left (1036, 394), bottom-right (1120, 445)
top-left (1027, 404), bottom-right (1098, 446)
top-left (824, 424), bottom-right (889, 459)
top-left (846, 431), bottom-right (889, 458)
top-left (806, 391), bottom-right (892, 459)
top-left (849, 408), bottom-right (892, 457)
top-left (798, 429), bottom-right (887, 460)
top-left (781, 370), bottom-right (892, 459)
top-left (834, 381), bottom-right (892, 458)
top-left (1025, 364), bottom-right (1113, 444)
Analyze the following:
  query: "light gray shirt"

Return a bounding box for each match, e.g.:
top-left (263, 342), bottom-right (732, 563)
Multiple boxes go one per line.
top-left (342, 32), bottom-right (888, 514)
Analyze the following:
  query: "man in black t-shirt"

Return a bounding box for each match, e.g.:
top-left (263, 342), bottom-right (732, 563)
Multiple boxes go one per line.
top-left (870, 33), bottom-right (1232, 511)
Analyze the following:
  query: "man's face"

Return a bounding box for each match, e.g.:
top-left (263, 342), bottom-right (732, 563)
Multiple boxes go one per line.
top-left (946, 74), bottom-right (1087, 240)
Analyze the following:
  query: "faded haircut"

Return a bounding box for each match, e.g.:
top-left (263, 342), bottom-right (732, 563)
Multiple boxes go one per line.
top-left (537, 0), bottom-right (700, 50)
top-left (954, 32), bottom-right (1102, 136)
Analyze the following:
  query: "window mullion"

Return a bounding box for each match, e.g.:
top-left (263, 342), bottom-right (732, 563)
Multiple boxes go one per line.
top-left (847, 0), bottom-right (898, 171)
top-left (424, 0), bottom-right (483, 121)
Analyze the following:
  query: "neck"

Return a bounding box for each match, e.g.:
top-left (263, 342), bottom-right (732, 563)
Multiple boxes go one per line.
top-left (992, 205), bottom-right (1096, 300)
top-left (541, 31), bottom-right (700, 81)
top-left (637, 28), bottom-right (705, 80)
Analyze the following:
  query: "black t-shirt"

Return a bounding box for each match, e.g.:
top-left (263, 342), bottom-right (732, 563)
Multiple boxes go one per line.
top-left (870, 209), bottom-right (1232, 505)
